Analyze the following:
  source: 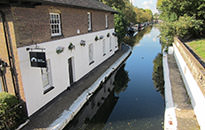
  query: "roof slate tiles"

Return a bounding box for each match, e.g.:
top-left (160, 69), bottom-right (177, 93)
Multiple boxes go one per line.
top-left (42, 0), bottom-right (117, 13)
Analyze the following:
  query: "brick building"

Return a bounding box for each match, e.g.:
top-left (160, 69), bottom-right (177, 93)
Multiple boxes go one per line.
top-left (0, 4), bottom-right (25, 101)
top-left (0, 0), bottom-right (118, 116)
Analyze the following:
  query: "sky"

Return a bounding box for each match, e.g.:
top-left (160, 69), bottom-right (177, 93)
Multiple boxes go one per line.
top-left (131, 0), bottom-right (159, 14)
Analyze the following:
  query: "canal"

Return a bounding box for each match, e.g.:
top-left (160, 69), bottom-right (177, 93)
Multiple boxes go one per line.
top-left (64, 26), bottom-right (165, 130)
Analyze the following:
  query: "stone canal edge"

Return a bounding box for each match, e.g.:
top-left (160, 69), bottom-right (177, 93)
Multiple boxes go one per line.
top-left (47, 45), bottom-right (132, 130)
top-left (163, 52), bottom-right (177, 130)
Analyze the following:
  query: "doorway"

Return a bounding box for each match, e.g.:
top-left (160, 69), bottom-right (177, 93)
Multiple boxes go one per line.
top-left (68, 57), bottom-right (74, 85)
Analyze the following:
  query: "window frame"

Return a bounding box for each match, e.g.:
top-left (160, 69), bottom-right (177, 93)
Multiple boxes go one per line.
top-left (105, 14), bottom-right (108, 29)
top-left (109, 37), bottom-right (112, 52)
top-left (41, 59), bottom-right (54, 94)
top-left (103, 39), bottom-right (106, 56)
top-left (88, 12), bottom-right (92, 31)
top-left (89, 43), bottom-right (94, 65)
top-left (50, 13), bottom-right (62, 37)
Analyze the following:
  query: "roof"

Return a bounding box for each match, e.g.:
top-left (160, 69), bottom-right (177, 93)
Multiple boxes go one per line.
top-left (40, 0), bottom-right (117, 13)
top-left (0, 0), bottom-right (117, 13)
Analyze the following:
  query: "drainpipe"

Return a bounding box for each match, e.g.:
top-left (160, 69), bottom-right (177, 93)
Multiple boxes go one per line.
top-left (0, 10), bottom-right (20, 99)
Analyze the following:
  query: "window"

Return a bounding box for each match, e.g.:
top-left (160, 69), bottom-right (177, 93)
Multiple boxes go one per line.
top-left (88, 12), bottom-right (92, 31)
top-left (41, 59), bottom-right (53, 93)
top-left (105, 14), bottom-right (108, 28)
top-left (89, 43), bottom-right (94, 65)
top-left (50, 13), bottom-right (62, 36)
top-left (115, 37), bottom-right (118, 48)
top-left (103, 39), bottom-right (106, 56)
top-left (109, 37), bottom-right (112, 52)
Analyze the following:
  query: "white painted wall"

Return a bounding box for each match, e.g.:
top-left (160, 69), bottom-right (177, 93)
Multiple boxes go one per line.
top-left (18, 29), bottom-right (118, 116)
top-left (173, 43), bottom-right (205, 130)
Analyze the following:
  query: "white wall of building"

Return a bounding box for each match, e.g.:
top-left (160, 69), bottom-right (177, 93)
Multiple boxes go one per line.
top-left (18, 29), bottom-right (118, 116)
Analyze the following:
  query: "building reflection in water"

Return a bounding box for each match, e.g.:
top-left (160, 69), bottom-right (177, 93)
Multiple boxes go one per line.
top-left (64, 64), bottom-right (129, 130)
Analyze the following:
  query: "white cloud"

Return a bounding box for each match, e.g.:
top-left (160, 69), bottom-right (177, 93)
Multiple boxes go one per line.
top-left (141, 0), bottom-right (158, 14)
top-left (142, 0), bottom-right (153, 9)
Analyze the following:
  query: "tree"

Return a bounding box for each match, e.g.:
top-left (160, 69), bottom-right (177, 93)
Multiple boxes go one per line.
top-left (100, 0), bottom-right (137, 44)
top-left (134, 7), bottom-right (153, 23)
top-left (157, 0), bottom-right (205, 46)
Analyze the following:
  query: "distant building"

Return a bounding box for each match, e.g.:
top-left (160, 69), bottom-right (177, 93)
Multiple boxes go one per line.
top-left (0, 0), bottom-right (118, 116)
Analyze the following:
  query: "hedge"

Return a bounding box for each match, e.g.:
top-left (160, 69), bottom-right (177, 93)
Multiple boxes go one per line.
top-left (0, 92), bottom-right (27, 130)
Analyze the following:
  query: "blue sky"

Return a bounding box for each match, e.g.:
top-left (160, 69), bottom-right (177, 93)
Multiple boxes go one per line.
top-left (131, 0), bottom-right (158, 14)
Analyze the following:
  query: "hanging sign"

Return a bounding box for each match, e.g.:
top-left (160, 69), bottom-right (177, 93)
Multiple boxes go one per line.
top-left (29, 52), bottom-right (47, 68)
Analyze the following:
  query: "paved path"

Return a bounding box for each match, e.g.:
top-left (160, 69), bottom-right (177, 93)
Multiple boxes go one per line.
top-left (168, 54), bottom-right (200, 130)
top-left (22, 46), bottom-right (129, 130)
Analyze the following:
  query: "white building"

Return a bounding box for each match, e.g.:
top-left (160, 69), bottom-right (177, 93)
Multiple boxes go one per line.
top-left (2, 0), bottom-right (118, 116)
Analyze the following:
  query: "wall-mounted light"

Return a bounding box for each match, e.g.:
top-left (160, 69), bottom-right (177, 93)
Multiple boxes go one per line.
top-left (68, 43), bottom-right (75, 50)
top-left (56, 46), bottom-right (64, 54)
top-left (112, 32), bottom-right (117, 36)
top-left (99, 35), bottom-right (104, 39)
top-left (80, 40), bottom-right (86, 46)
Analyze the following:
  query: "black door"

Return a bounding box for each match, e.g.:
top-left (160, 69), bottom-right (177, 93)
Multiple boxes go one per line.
top-left (68, 58), bottom-right (74, 85)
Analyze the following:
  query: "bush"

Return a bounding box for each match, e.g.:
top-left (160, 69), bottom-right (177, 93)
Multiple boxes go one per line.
top-left (0, 92), bottom-right (27, 130)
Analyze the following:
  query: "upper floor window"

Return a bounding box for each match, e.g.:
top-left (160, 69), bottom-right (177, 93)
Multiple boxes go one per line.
top-left (50, 13), bottom-right (62, 37)
top-left (105, 14), bottom-right (108, 28)
top-left (88, 12), bottom-right (92, 31)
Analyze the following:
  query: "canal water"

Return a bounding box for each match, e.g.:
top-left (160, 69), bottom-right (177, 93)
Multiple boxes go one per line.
top-left (64, 26), bottom-right (165, 130)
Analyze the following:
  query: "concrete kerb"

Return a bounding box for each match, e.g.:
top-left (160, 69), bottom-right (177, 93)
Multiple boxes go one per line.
top-left (163, 51), bottom-right (177, 130)
top-left (48, 46), bottom-right (132, 130)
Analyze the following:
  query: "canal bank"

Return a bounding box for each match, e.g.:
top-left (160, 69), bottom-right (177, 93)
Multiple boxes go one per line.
top-left (163, 51), bottom-right (200, 130)
top-left (21, 44), bottom-right (131, 130)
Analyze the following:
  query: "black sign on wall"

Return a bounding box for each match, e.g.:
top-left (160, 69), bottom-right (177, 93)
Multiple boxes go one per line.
top-left (29, 52), bottom-right (47, 68)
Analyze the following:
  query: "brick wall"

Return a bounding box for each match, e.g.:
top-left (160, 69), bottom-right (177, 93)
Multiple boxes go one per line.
top-left (11, 5), bottom-right (115, 48)
top-left (0, 8), bottom-right (25, 101)
top-left (174, 38), bottom-right (205, 95)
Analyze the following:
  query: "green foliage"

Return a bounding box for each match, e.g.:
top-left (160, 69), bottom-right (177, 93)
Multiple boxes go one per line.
top-left (101, 0), bottom-right (153, 44)
top-left (152, 54), bottom-right (164, 96)
top-left (114, 10), bottom-right (128, 43)
top-left (159, 22), bottom-right (175, 47)
top-left (95, 36), bottom-right (99, 41)
top-left (153, 13), bottom-right (159, 20)
top-left (122, 0), bottom-right (137, 24)
top-left (134, 8), bottom-right (153, 23)
top-left (0, 92), bottom-right (27, 130)
top-left (158, 0), bottom-right (205, 47)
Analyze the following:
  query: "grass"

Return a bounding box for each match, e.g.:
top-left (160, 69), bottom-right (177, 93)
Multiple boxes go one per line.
top-left (187, 39), bottom-right (205, 61)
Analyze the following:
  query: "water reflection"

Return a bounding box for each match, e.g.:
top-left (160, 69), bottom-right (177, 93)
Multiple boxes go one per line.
top-left (152, 53), bottom-right (164, 97)
top-left (114, 64), bottom-right (129, 96)
top-left (64, 65), bottom-right (128, 130)
top-left (124, 26), bottom-right (153, 47)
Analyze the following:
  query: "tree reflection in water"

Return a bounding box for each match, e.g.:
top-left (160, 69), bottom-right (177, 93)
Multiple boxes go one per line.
top-left (152, 53), bottom-right (164, 97)
top-left (113, 64), bottom-right (129, 96)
